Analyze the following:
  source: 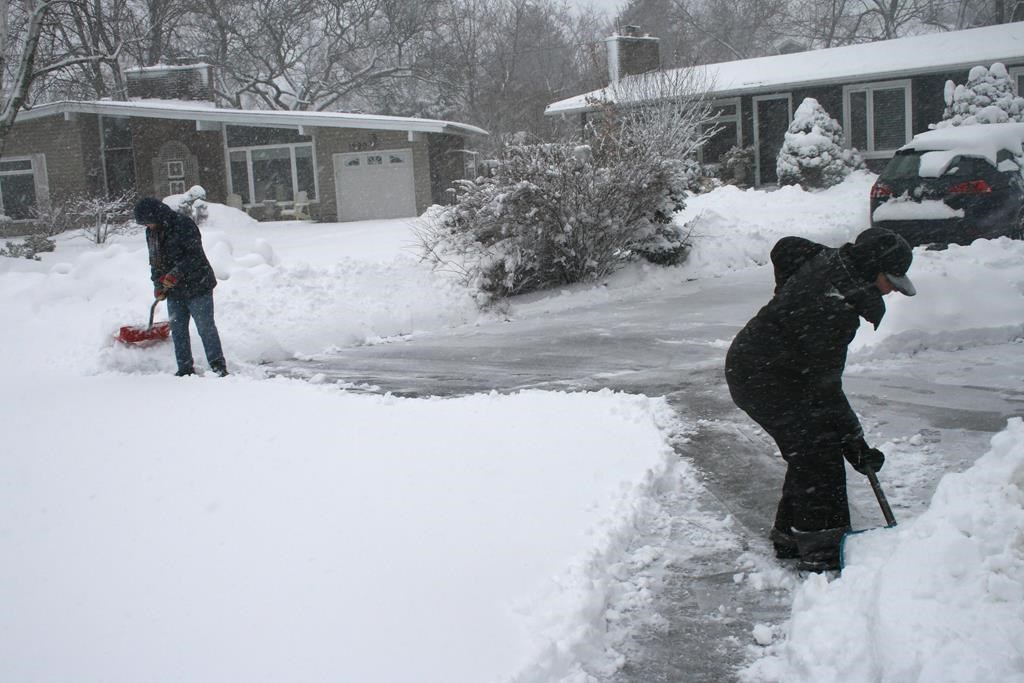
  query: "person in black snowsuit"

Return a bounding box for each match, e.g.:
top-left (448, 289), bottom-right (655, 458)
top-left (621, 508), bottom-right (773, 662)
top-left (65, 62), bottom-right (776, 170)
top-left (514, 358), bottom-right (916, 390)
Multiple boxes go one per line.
top-left (725, 227), bottom-right (915, 571)
top-left (135, 197), bottom-right (228, 377)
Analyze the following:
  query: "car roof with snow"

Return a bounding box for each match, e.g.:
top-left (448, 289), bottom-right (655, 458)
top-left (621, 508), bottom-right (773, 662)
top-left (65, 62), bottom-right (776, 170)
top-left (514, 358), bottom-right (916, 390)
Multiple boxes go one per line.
top-left (898, 122), bottom-right (1024, 177)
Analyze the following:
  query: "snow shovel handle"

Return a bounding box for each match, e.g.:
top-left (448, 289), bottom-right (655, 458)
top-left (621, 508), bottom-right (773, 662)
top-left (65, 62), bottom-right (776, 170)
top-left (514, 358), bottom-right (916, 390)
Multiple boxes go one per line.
top-left (865, 468), bottom-right (897, 527)
top-left (147, 299), bottom-right (160, 331)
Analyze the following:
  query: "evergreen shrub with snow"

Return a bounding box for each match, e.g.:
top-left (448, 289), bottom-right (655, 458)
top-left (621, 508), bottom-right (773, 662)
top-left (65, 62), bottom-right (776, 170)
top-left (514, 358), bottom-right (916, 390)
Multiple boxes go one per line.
top-left (937, 63), bottom-right (1024, 128)
top-left (777, 98), bottom-right (863, 189)
top-left (0, 234), bottom-right (55, 260)
top-left (721, 145), bottom-right (755, 186)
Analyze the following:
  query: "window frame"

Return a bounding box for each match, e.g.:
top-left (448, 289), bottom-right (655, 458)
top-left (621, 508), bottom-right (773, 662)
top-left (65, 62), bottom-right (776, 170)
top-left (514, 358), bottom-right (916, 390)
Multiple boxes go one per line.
top-left (843, 79), bottom-right (913, 160)
top-left (0, 155), bottom-right (37, 221)
top-left (224, 137), bottom-right (319, 207)
top-left (99, 115), bottom-right (137, 199)
top-left (698, 97), bottom-right (742, 166)
top-left (1010, 66), bottom-right (1024, 96)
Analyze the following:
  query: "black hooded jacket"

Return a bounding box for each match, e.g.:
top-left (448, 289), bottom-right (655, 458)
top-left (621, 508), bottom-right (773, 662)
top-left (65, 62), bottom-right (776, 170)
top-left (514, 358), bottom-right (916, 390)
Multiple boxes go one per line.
top-left (137, 198), bottom-right (217, 299)
top-left (725, 236), bottom-right (887, 445)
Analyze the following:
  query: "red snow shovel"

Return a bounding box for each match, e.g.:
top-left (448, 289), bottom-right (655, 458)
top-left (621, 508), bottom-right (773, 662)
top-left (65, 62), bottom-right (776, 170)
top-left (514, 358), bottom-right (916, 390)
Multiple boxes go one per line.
top-left (116, 300), bottom-right (171, 346)
top-left (840, 468), bottom-right (897, 567)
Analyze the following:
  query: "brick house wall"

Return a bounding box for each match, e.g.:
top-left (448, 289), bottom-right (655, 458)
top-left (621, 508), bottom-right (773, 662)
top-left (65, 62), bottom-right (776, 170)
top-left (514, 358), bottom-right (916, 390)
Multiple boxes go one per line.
top-left (427, 133), bottom-right (470, 206)
top-left (129, 119), bottom-right (226, 201)
top-left (2, 114), bottom-right (104, 204)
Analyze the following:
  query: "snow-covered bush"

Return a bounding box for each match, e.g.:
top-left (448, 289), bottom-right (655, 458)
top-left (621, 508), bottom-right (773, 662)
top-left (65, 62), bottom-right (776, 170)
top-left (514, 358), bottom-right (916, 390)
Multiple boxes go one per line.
top-left (721, 145), bottom-right (755, 186)
top-left (419, 70), bottom-right (715, 302)
top-left (937, 63), bottom-right (1024, 128)
top-left (72, 194), bottom-right (134, 244)
top-left (418, 143), bottom-right (693, 301)
top-left (176, 185), bottom-right (209, 224)
top-left (0, 234), bottom-right (54, 260)
top-left (777, 97), bottom-right (863, 189)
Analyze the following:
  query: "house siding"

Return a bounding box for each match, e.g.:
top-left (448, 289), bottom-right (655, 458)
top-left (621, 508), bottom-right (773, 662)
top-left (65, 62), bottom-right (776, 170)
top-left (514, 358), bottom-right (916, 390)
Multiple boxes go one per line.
top-left (7, 106), bottom-right (483, 229)
top-left (428, 134), bottom-right (468, 206)
top-left (3, 114), bottom-right (104, 203)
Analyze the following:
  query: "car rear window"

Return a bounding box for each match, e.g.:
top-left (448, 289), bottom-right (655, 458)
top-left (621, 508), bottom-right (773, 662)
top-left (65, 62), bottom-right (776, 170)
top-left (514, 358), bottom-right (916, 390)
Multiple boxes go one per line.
top-left (883, 151), bottom-right (996, 179)
top-left (882, 151), bottom-right (923, 178)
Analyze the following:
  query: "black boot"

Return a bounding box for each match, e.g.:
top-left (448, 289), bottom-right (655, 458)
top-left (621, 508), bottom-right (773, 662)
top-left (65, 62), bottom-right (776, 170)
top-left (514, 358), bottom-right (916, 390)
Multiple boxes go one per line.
top-left (770, 527), bottom-right (800, 560)
top-left (175, 365), bottom-right (195, 377)
top-left (792, 527), bottom-right (847, 572)
top-left (210, 360), bottom-right (229, 377)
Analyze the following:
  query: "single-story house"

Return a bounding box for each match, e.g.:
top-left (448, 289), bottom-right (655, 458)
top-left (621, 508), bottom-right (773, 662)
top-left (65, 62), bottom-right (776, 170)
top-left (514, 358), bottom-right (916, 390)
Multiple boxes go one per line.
top-left (546, 23), bottom-right (1024, 186)
top-left (1, 64), bottom-right (486, 232)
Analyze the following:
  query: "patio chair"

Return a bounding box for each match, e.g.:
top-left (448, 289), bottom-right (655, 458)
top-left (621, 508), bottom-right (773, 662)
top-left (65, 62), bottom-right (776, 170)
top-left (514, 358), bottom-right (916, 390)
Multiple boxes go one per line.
top-left (280, 191), bottom-right (311, 220)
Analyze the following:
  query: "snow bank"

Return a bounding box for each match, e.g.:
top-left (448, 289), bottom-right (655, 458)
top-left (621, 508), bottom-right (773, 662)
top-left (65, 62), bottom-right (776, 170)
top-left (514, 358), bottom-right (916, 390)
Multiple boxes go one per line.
top-left (0, 375), bottom-right (679, 683)
top-left (742, 418), bottom-right (1024, 683)
top-left (0, 210), bottom-right (478, 377)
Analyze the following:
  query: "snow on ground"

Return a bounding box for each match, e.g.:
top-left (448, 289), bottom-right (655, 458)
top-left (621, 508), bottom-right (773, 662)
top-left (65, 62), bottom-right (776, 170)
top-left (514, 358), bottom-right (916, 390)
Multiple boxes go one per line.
top-left (2, 172), bottom-right (1023, 681)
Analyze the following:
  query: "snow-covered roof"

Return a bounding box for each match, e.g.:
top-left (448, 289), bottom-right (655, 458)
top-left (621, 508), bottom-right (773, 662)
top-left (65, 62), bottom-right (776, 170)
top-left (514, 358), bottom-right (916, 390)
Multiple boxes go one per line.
top-left (546, 22), bottom-right (1024, 116)
top-left (18, 99), bottom-right (488, 137)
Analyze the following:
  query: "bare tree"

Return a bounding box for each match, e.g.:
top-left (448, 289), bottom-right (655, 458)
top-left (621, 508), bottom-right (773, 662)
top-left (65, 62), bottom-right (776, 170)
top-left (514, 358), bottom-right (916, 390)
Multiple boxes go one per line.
top-left (0, 0), bottom-right (121, 153)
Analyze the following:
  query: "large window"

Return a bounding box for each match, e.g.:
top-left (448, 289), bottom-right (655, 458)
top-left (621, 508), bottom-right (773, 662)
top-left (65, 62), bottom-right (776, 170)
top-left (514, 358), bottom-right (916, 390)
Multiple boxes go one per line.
top-left (226, 126), bottom-right (317, 206)
top-left (843, 80), bottom-right (912, 159)
top-left (1011, 66), bottom-right (1023, 96)
top-left (700, 99), bottom-right (742, 166)
top-left (101, 116), bottom-right (137, 198)
top-left (0, 158), bottom-right (38, 220)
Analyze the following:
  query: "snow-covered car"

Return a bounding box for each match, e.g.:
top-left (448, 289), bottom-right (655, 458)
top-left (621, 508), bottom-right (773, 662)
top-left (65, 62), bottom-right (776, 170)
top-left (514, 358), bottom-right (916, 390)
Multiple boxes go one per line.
top-left (869, 122), bottom-right (1024, 246)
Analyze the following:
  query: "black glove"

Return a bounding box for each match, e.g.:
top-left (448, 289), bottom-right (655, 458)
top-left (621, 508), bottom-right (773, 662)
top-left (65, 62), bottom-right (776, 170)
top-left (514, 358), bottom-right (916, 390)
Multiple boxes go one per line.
top-left (843, 436), bottom-right (885, 474)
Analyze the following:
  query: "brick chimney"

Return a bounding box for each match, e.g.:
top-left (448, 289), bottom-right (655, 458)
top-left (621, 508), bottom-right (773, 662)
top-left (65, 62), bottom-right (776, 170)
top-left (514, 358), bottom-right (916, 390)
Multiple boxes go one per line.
top-left (125, 63), bottom-right (216, 103)
top-left (606, 26), bottom-right (660, 83)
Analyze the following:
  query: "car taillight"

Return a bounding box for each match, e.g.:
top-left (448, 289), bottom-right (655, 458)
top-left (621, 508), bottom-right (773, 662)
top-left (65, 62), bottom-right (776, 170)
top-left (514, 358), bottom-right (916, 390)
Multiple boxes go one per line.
top-left (948, 179), bottom-right (992, 194)
top-left (870, 183), bottom-right (892, 199)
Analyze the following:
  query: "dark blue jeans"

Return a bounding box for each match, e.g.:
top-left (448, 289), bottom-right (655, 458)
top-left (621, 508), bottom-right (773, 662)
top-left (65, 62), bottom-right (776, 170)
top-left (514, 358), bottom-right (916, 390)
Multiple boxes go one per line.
top-left (166, 292), bottom-right (224, 373)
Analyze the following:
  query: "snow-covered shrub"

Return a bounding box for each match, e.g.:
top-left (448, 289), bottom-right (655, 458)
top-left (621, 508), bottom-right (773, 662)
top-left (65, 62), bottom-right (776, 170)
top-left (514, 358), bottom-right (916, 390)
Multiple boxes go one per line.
top-left (0, 234), bottom-right (53, 260)
top-left (177, 185), bottom-right (209, 223)
top-left (777, 97), bottom-right (863, 189)
top-left (418, 143), bottom-right (693, 300)
top-left (71, 194), bottom-right (134, 244)
top-left (937, 63), bottom-right (1024, 128)
top-left (419, 70), bottom-right (715, 301)
top-left (721, 145), bottom-right (755, 186)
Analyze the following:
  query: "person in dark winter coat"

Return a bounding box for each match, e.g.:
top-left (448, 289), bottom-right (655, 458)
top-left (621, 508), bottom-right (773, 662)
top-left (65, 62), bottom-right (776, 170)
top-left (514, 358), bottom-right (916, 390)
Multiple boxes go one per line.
top-left (135, 197), bottom-right (227, 377)
top-left (725, 227), bottom-right (915, 571)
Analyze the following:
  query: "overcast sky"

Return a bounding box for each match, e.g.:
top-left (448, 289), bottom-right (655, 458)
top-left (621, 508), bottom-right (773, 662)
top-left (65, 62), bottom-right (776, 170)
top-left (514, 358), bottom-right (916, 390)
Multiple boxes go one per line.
top-left (572, 0), bottom-right (625, 18)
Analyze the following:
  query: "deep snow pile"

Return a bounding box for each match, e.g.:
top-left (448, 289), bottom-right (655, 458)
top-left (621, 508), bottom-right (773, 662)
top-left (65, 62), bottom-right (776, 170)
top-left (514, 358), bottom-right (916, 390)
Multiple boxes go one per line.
top-left (742, 419), bottom-right (1024, 683)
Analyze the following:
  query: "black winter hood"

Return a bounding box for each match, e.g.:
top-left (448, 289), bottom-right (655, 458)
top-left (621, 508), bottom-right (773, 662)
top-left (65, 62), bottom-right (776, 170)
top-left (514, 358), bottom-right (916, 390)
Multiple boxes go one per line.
top-left (134, 197), bottom-right (178, 226)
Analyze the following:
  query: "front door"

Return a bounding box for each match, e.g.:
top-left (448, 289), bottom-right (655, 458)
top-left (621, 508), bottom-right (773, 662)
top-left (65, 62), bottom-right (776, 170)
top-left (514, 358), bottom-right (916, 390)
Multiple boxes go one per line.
top-left (754, 95), bottom-right (793, 186)
top-left (333, 149), bottom-right (417, 222)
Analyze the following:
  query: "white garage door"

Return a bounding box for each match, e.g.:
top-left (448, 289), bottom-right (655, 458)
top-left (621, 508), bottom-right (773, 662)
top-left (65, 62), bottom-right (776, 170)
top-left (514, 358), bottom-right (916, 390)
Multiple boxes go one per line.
top-left (333, 149), bottom-right (417, 222)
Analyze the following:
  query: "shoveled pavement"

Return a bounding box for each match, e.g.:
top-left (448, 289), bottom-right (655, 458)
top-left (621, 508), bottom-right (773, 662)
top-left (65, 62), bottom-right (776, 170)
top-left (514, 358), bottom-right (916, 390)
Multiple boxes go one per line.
top-left (268, 271), bottom-right (1024, 681)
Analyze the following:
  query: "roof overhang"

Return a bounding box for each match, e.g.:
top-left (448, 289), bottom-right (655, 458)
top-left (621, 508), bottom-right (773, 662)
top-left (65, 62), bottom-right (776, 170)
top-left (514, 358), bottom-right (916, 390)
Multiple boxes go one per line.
top-left (18, 99), bottom-right (489, 137)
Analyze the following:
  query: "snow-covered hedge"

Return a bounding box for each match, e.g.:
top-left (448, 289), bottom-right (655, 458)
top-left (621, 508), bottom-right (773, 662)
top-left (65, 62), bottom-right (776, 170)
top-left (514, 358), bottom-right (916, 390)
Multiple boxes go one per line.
top-left (777, 98), bottom-right (863, 189)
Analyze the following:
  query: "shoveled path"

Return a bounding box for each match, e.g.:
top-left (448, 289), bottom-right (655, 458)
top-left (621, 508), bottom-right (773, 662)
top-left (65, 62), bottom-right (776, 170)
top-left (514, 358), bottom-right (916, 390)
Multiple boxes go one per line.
top-left (268, 273), bottom-right (1023, 681)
